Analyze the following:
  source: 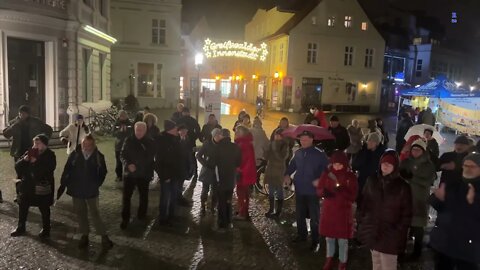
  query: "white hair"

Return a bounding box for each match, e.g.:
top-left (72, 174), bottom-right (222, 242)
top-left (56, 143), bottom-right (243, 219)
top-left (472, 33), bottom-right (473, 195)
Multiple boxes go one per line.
top-left (135, 121), bottom-right (147, 129)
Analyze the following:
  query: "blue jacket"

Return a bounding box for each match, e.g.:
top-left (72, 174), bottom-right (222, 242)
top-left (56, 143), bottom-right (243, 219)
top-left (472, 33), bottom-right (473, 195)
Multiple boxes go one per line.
top-left (286, 146), bottom-right (329, 195)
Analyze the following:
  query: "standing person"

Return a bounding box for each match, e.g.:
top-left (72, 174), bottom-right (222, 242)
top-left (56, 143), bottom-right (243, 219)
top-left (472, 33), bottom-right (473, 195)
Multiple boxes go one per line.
top-left (309, 107), bottom-right (328, 128)
top-left (59, 114), bottom-right (89, 155)
top-left (365, 120), bottom-right (384, 146)
top-left (200, 114), bottom-right (221, 143)
top-left (143, 113), bottom-right (160, 140)
top-left (420, 107), bottom-right (436, 126)
top-left (376, 118), bottom-right (389, 147)
top-left (240, 114), bottom-right (252, 129)
top-left (284, 130), bottom-right (329, 252)
top-left (133, 111), bottom-right (144, 124)
top-left (264, 129), bottom-right (289, 218)
top-left (346, 119), bottom-right (363, 160)
top-left (120, 122), bottom-right (155, 229)
top-left (438, 135), bottom-right (471, 185)
top-left (396, 112), bottom-right (414, 153)
top-left (270, 117), bottom-right (290, 141)
top-left (233, 125), bottom-right (256, 221)
top-left (423, 128), bottom-right (439, 164)
top-left (171, 103), bottom-right (185, 123)
top-left (113, 110), bottom-right (133, 182)
top-left (233, 111), bottom-right (247, 131)
top-left (214, 129), bottom-right (242, 231)
top-left (429, 153), bottom-right (480, 270)
top-left (317, 151), bottom-right (358, 270)
top-left (399, 139), bottom-right (436, 259)
top-left (250, 117), bottom-right (270, 167)
top-left (357, 150), bottom-right (412, 270)
top-left (196, 128), bottom-right (221, 215)
top-left (58, 135), bottom-right (113, 249)
top-left (352, 133), bottom-right (386, 205)
top-left (11, 135), bottom-right (56, 237)
top-left (177, 107), bottom-right (201, 181)
top-left (177, 124), bottom-right (194, 206)
top-left (399, 135), bottom-right (422, 161)
top-left (328, 115), bottom-right (350, 152)
top-left (155, 120), bottom-right (183, 225)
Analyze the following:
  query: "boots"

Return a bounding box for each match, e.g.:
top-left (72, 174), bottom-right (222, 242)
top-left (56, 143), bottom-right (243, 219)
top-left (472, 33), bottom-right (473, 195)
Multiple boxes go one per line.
top-left (265, 198), bottom-right (275, 218)
top-left (102, 235), bottom-right (114, 249)
top-left (78, 235), bottom-right (89, 249)
top-left (323, 257), bottom-right (334, 270)
top-left (10, 224), bottom-right (26, 237)
top-left (338, 262), bottom-right (347, 270)
top-left (273, 199), bottom-right (283, 218)
top-left (38, 228), bottom-right (50, 238)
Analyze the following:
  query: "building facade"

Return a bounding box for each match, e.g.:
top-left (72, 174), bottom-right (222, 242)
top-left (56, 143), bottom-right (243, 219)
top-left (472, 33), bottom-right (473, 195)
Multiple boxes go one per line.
top-left (110, 0), bottom-right (182, 109)
top-left (0, 0), bottom-right (114, 130)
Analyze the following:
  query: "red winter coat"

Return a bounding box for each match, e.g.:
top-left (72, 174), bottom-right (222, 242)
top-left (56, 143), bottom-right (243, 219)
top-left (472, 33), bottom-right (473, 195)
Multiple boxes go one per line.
top-left (235, 133), bottom-right (257, 186)
top-left (314, 110), bottom-right (329, 128)
top-left (317, 167), bottom-right (358, 239)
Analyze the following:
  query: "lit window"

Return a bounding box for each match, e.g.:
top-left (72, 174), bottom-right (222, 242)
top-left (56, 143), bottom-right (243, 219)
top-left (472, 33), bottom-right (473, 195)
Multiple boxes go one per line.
top-left (344, 46), bottom-right (354, 66)
top-left (361, 22), bottom-right (368, 31)
top-left (152, 19), bottom-right (166, 45)
top-left (307, 43), bottom-right (318, 64)
top-left (364, 48), bottom-right (374, 68)
top-left (327, 16), bottom-right (336, 27)
top-left (344, 16), bottom-right (352, 28)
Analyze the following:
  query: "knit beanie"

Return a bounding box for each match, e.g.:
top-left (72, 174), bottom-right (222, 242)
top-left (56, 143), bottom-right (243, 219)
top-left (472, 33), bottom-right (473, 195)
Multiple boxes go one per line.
top-left (33, 134), bottom-right (49, 146)
top-left (411, 139), bottom-right (427, 152)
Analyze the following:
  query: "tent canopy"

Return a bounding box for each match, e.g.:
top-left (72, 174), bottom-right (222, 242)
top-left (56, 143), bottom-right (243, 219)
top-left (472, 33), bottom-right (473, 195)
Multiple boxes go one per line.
top-left (400, 74), bottom-right (480, 98)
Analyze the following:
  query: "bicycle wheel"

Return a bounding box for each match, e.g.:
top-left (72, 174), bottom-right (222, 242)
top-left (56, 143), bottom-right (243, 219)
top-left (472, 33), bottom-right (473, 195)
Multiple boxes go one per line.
top-left (254, 165), bottom-right (268, 195)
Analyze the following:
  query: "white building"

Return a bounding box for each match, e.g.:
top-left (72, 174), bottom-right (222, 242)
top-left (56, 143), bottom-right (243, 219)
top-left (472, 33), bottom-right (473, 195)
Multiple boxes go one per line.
top-left (0, 0), bottom-right (115, 130)
top-left (245, 0), bottom-right (386, 112)
top-left (110, 0), bottom-right (182, 109)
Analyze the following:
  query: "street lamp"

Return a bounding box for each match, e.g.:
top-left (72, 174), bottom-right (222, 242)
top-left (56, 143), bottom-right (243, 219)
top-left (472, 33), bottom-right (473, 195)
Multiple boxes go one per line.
top-left (194, 53), bottom-right (204, 120)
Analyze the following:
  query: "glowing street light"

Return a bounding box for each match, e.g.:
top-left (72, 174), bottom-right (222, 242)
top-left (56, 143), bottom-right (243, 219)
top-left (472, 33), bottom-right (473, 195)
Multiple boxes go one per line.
top-left (274, 72), bottom-right (279, 79)
top-left (252, 74), bottom-right (257, 80)
top-left (194, 52), bottom-right (204, 120)
top-left (195, 53), bottom-right (204, 66)
top-left (470, 86), bottom-right (476, 91)
top-left (455, 81), bottom-right (463, 88)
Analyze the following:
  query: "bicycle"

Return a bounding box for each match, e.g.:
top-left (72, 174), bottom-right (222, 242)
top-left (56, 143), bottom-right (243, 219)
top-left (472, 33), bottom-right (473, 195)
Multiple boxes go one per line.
top-left (254, 159), bottom-right (295, 200)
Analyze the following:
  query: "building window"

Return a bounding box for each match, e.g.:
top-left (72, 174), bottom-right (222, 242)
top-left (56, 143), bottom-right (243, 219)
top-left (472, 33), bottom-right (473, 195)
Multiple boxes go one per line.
top-left (152, 19), bottom-right (166, 45)
top-left (156, 64), bottom-right (164, 98)
top-left (364, 48), bottom-right (374, 68)
top-left (307, 43), bottom-right (317, 64)
top-left (344, 16), bottom-right (352, 28)
top-left (361, 22), bottom-right (368, 31)
top-left (137, 63), bottom-right (154, 97)
top-left (327, 16), bottom-right (336, 27)
top-left (82, 49), bottom-right (92, 102)
top-left (99, 53), bottom-right (106, 100)
top-left (416, 59), bottom-right (423, 77)
top-left (344, 46), bottom-right (354, 66)
top-left (279, 43), bottom-right (284, 63)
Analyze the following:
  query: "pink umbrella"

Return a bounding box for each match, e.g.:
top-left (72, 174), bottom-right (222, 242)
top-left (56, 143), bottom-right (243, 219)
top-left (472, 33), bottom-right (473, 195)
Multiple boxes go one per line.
top-left (283, 124), bottom-right (335, 141)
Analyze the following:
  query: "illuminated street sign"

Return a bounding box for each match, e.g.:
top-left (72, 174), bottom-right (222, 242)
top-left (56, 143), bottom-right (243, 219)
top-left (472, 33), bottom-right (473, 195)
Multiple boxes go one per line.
top-left (203, 38), bottom-right (268, 61)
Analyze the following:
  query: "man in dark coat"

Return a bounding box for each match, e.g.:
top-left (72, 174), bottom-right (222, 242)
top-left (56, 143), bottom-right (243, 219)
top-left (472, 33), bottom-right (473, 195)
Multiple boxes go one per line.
top-left (171, 103), bottom-right (184, 123)
top-left (177, 107), bottom-right (201, 181)
top-left (429, 153), bottom-right (480, 269)
top-left (11, 134), bottom-right (56, 238)
top-left (155, 120), bottom-right (183, 225)
top-left (200, 114), bottom-right (222, 143)
top-left (438, 135), bottom-right (471, 185)
top-left (177, 124), bottom-right (195, 206)
top-left (396, 112), bottom-right (414, 153)
top-left (214, 129), bottom-right (241, 231)
top-left (113, 110), bottom-right (133, 182)
top-left (120, 122), bottom-right (155, 229)
top-left (328, 115), bottom-right (350, 151)
top-left (59, 135), bottom-right (113, 249)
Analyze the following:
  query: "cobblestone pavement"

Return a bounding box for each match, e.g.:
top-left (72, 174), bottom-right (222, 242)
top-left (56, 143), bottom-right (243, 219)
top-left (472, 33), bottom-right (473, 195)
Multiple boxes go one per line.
top-left (0, 101), bottom-right (458, 269)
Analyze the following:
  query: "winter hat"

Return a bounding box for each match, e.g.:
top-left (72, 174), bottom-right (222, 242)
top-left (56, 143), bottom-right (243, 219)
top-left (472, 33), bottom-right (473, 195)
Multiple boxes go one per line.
top-left (164, 119), bottom-right (176, 132)
top-left (211, 128), bottom-right (222, 138)
top-left (367, 132), bottom-right (381, 144)
top-left (33, 134), bottom-right (49, 146)
top-left (464, 153), bottom-right (480, 167)
top-left (380, 152), bottom-right (399, 168)
top-left (454, 135), bottom-right (470, 145)
top-left (411, 139), bottom-right (427, 152)
top-left (330, 151), bottom-right (349, 168)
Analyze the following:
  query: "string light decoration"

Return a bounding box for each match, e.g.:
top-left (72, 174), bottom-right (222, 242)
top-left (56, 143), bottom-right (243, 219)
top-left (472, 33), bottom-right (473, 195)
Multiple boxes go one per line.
top-left (203, 38), bottom-right (268, 62)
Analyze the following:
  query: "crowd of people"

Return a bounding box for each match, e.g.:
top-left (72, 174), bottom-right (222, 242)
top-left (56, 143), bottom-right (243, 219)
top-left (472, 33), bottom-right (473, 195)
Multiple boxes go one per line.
top-left (0, 104), bottom-right (479, 270)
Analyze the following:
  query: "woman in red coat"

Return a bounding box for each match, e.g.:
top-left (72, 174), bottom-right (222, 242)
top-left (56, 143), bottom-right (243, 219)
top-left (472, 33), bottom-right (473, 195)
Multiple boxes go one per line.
top-left (317, 151), bottom-right (358, 270)
top-left (234, 125), bottom-right (257, 220)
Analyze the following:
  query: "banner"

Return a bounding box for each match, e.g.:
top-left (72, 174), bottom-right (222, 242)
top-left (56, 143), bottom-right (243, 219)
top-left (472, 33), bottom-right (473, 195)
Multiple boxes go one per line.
top-left (204, 90), bottom-right (222, 125)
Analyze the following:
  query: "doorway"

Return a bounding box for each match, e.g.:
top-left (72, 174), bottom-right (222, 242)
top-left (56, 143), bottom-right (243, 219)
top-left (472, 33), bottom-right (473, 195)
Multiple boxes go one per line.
top-left (7, 37), bottom-right (45, 121)
top-left (301, 77), bottom-right (323, 111)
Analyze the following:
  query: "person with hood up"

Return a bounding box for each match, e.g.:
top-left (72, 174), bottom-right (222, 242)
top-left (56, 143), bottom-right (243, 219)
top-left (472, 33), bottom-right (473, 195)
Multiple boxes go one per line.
top-left (233, 125), bottom-right (256, 220)
top-left (429, 153), bottom-right (480, 270)
top-left (250, 117), bottom-right (270, 167)
top-left (357, 150), bottom-right (412, 270)
top-left (60, 114), bottom-right (90, 155)
top-left (317, 151), bottom-right (358, 270)
top-left (399, 139), bottom-right (437, 260)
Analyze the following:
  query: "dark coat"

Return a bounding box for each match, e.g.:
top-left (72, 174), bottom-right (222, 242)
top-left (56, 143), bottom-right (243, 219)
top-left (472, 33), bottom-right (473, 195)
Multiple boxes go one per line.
top-left (155, 132), bottom-right (183, 181)
top-left (171, 111), bottom-right (183, 123)
top-left (3, 116), bottom-right (53, 158)
top-left (200, 123), bottom-right (222, 143)
top-left (438, 151), bottom-right (468, 185)
top-left (286, 146), bottom-right (329, 195)
top-left (352, 144), bottom-right (386, 194)
top-left (357, 170), bottom-right (412, 255)
top-left (146, 125), bottom-right (160, 140)
top-left (329, 125), bottom-right (350, 151)
top-left (196, 139), bottom-right (217, 184)
top-left (180, 135), bottom-right (196, 180)
top-left (60, 147), bottom-right (107, 199)
top-left (395, 117), bottom-right (414, 152)
top-left (177, 116), bottom-right (201, 145)
top-left (15, 149), bottom-right (56, 207)
top-left (121, 135), bottom-right (155, 179)
top-left (264, 140), bottom-right (289, 187)
top-left (215, 137), bottom-right (242, 191)
top-left (429, 176), bottom-right (480, 263)
top-left (317, 168), bottom-right (358, 239)
top-left (113, 119), bottom-right (133, 151)
top-left (427, 138), bottom-right (440, 164)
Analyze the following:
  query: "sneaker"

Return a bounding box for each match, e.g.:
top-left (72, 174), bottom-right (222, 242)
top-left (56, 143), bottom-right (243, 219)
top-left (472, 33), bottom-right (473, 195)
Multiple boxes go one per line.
top-left (78, 235), bottom-right (89, 249)
top-left (101, 235), bottom-right (114, 249)
top-left (10, 227), bottom-right (26, 237)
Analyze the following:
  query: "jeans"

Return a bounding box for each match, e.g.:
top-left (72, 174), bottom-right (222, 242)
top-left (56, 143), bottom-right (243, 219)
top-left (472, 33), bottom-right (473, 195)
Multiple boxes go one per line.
top-left (201, 181), bottom-right (218, 206)
top-left (122, 177), bottom-right (149, 221)
top-left (115, 151), bottom-right (123, 179)
top-left (236, 184), bottom-right (250, 217)
top-left (72, 197), bottom-right (107, 235)
top-left (18, 202), bottom-right (50, 231)
top-left (295, 194), bottom-right (320, 244)
top-left (326, 238), bottom-right (349, 263)
top-left (159, 179), bottom-right (178, 221)
top-left (371, 250), bottom-right (397, 270)
top-left (268, 184), bottom-right (284, 200)
top-left (434, 251), bottom-right (478, 270)
top-left (217, 189), bottom-right (233, 228)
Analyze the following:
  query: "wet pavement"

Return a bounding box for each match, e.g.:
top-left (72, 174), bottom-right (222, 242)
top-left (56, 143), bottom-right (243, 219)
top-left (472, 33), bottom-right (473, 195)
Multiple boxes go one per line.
top-left (0, 99), bottom-right (462, 269)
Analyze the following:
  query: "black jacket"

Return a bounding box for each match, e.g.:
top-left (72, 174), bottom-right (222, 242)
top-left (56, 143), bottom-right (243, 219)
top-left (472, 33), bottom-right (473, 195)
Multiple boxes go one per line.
top-left (146, 125), bottom-right (160, 140)
top-left (113, 119), bottom-right (133, 151)
top-left (437, 151), bottom-right (468, 185)
top-left (177, 116), bottom-right (201, 145)
top-left (395, 117), bottom-right (414, 149)
top-left (328, 125), bottom-right (350, 151)
top-left (429, 176), bottom-right (480, 263)
top-left (60, 147), bottom-right (107, 199)
top-left (3, 116), bottom-right (53, 158)
top-left (200, 123), bottom-right (222, 143)
top-left (120, 135), bottom-right (155, 179)
top-left (196, 139), bottom-right (217, 184)
top-left (180, 135), bottom-right (196, 180)
top-left (155, 132), bottom-right (183, 181)
top-left (352, 144), bottom-right (386, 192)
top-left (215, 137), bottom-right (242, 191)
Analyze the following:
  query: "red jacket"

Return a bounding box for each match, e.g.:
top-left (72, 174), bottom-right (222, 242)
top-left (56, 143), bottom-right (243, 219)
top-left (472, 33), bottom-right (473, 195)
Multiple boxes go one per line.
top-left (314, 110), bottom-right (329, 128)
top-left (235, 134), bottom-right (257, 186)
top-left (317, 167), bottom-right (358, 239)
